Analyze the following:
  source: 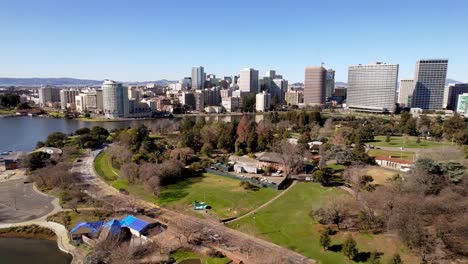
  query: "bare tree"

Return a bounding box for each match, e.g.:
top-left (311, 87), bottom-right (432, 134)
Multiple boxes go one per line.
top-left (273, 140), bottom-right (305, 177)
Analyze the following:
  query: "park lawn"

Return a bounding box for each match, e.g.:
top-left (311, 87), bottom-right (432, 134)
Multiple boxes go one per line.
top-left (0, 108), bottom-right (15, 114)
top-left (228, 182), bottom-right (417, 264)
top-left (368, 149), bottom-right (415, 161)
top-left (94, 152), bottom-right (120, 181)
top-left (157, 173), bottom-right (280, 220)
top-left (371, 136), bottom-right (450, 148)
top-left (94, 151), bottom-right (279, 219)
top-left (363, 166), bottom-right (400, 185)
top-left (171, 250), bottom-right (231, 264)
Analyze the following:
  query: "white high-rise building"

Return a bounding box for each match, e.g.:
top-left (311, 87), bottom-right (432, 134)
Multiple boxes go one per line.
top-left (347, 62), bottom-right (398, 113)
top-left (191, 66), bottom-right (205, 90)
top-left (60, 89), bottom-right (80, 110)
top-left (102, 80), bottom-right (128, 119)
top-left (255, 91), bottom-right (271, 112)
top-left (398, 79), bottom-right (414, 107)
top-left (239, 68), bottom-right (259, 93)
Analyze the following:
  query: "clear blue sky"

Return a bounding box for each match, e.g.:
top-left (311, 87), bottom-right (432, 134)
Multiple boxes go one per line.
top-left (0, 0), bottom-right (467, 83)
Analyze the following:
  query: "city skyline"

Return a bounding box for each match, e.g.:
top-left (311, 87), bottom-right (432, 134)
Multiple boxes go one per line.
top-left (1, 0), bottom-right (467, 83)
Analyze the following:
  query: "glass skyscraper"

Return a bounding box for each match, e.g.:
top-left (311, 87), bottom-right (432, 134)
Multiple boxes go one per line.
top-left (102, 80), bottom-right (128, 119)
top-left (191, 66), bottom-right (205, 90)
top-left (412, 59), bottom-right (448, 110)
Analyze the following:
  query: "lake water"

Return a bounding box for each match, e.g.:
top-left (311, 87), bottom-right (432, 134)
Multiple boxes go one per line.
top-left (0, 115), bottom-right (248, 151)
top-left (0, 116), bottom-right (173, 151)
top-left (0, 237), bottom-right (72, 264)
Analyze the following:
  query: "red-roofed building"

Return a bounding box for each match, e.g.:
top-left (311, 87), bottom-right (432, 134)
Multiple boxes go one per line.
top-left (375, 156), bottom-right (413, 172)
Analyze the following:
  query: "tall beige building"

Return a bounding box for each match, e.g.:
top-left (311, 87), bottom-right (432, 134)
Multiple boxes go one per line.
top-left (398, 79), bottom-right (414, 107)
top-left (304, 66), bottom-right (326, 105)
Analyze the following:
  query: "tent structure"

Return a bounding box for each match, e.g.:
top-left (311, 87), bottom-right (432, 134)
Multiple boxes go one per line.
top-left (193, 201), bottom-right (209, 210)
top-left (69, 221), bottom-right (104, 240)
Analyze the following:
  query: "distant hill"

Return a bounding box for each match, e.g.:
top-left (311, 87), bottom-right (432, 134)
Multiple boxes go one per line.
top-left (0, 77), bottom-right (177, 87)
top-left (335, 81), bottom-right (347, 87)
top-left (446, 79), bottom-right (462, 85)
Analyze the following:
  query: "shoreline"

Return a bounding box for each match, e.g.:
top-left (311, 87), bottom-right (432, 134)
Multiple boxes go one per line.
top-left (0, 225), bottom-right (57, 240)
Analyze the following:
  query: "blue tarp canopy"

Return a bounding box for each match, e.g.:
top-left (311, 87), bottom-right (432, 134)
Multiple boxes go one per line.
top-left (70, 221), bottom-right (104, 235)
top-left (120, 215), bottom-right (151, 232)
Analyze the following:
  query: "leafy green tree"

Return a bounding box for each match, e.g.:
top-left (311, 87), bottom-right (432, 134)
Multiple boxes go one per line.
top-left (388, 254), bottom-right (403, 264)
top-left (90, 126), bottom-right (109, 138)
top-left (0, 93), bottom-right (20, 107)
top-left (75, 127), bottom-right (91, 135)
top-left (26, 152), bottom-right (51, 170)
top-left (241, 93), bottom-right (256, 112)
top-left (298, 132), bottom-right (311, 150)
top-left (44, 132), bottom-right (68, 148)
top-left (443, 113), bottom-right (464, 142)
top-left (319, 228), bottom-right (331, 250)
top-left (200, 142), bottom-right (213, 157)
top-left (342, 236), bottom-right (358, 260)
top-left (385, 134), bottom-right (391, 143)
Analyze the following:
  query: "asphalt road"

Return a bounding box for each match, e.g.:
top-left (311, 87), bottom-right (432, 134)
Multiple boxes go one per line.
top-left (0, 179), bottom-right (54, 223)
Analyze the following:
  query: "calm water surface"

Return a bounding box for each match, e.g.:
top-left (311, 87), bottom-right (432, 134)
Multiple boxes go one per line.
top-left (0, 237), bottom-right (72, 264)
top-left (0, 116), bottom-right (171, 151)
top-left (0, 115), bottom-right (247, 151)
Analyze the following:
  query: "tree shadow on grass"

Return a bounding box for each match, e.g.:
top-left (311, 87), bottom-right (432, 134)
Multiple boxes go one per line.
top-left (157, 174), bottom-right (205, 203)
top-left (328, 244), bottom-right (342, 252)
top-left (353, 251), bottom-right (371, 262)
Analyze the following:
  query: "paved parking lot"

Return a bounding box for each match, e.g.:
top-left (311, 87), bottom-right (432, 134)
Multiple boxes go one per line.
top-left (0, 179), bottom-right (54, 223)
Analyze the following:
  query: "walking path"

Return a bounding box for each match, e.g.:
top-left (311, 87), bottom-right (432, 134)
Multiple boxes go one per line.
top-left (75, 150), bottom-right (315, 264)
top-left (0, 220), bottom-right (85, 264)
top-left (0, 179), bottom-right (86, 264)
top-left (225, 181), bottom-right (297, 224)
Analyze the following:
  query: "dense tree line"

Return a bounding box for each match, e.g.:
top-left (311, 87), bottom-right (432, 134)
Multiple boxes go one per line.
top-left (314, 158), bottom-right (467, 262)
top-left (0, 93), bottom-right (20, 108)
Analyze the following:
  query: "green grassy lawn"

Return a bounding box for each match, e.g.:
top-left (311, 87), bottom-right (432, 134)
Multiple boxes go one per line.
top-left (171, 250), bottom-right (231, 264)
top-left (370, 136), bottom-right (451, 148)
top-left (94, 152), bottom-right (119, 181)
top-left (0, 108), bottom-right (15, 115)
top-left (158, 173), bottom-right (279, 219)
top-left (227, 182), bottom-right (417, 264)
top-left (368, 149), bottom-right (415, 161)
top-left (94, 151), bottom-right (279, 220)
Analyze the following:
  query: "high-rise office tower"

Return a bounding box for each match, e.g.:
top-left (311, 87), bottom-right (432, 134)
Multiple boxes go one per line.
top-left (239, 68), bottom-right (259, 93)
top-left (191, 66), bottom-right (205, 90)
top-left (59, 89), bottom-right (80, 110)
top-left (347, 62), bottom-right (398, 112)
top-left (102, 80), bottom-right (128, 119)
top-left (38, 86), bottom-right (60, 106)
top-left (304, 66), bottom-right (327, 105)
top-left (398, 79), bottom-right (414, 107)
top-left (325, 69), bottom-right (335, 99)
top-left (412, 59), bottom-right (448, 110)
top-left (446, 83), bottom-right (468, 110)
top-left (265, 70), bottom-right (276, 79)
top-left (271, 78), bottom-right (288, 103)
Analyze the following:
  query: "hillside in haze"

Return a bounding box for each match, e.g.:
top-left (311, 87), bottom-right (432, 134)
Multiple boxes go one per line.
top-left (0, 78), bottom-right (177, 86)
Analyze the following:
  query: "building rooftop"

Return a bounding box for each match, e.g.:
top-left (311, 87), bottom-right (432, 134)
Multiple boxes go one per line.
top-left (70, 221), bottom-right (104, 235)
top-left (375, 156), bottom-right (413, 165)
